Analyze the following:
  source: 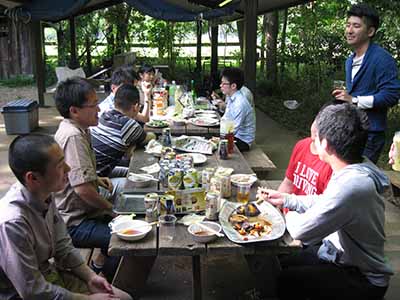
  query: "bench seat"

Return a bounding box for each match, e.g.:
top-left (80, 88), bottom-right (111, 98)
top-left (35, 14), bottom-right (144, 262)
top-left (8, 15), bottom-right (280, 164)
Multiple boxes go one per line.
top-left (243, 143), bottom-right (276, 176)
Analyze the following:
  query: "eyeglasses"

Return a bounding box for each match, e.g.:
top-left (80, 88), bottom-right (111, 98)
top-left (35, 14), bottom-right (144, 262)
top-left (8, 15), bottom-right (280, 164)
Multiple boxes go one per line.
top-left (81, 100), bottom-right (99, 109)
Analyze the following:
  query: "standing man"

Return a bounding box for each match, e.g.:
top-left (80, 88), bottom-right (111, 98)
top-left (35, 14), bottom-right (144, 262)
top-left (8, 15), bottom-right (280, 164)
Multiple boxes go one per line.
top-left (220, 67), bottom-right (256, 151)
top-left (257, 103), bottom-right (393, 300)
top-left (0, 134), bottom-right (131, 299)
top-left (54, 77), bottom-right (124, 278)
top-left (333, 3), bottom-right (400, 163)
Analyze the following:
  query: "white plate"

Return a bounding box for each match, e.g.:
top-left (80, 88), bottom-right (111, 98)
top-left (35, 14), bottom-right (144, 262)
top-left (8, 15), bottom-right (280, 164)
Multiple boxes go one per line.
top-left (230, 174), bottom-right (258, 186)
top-left (219, 201), bottom-right (286, 244)
top-left (191, 117), bottom-right (219, 127)
top-left (110, 219), bottom-right (152, 242)
top-left (195, 113), bottom-right (219, 119)
top-left (184, 153), bottom-right (207, 165)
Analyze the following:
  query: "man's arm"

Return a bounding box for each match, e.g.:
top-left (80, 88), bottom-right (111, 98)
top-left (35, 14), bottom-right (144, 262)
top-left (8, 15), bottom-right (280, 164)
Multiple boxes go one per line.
top-left (74, 182), bottom-right (113, 210)
top-left (278, 177), bottom-right (294, 194)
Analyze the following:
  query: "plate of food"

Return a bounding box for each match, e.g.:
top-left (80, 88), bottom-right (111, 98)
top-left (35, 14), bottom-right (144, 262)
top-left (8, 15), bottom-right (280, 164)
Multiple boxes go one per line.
top-left (230, 174), bottom-right (258, 186)
top-left (219, 201), bottom-right (285, 243)
top-left (182, 153), bottom-right (207, 165)
top-left (146, 120), bottom-right (169, 128)
top-left (191, 117), bottom-right (219, 127)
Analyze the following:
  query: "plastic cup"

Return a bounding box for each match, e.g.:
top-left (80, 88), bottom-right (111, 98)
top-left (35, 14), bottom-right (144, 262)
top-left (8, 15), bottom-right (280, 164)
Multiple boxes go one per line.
top-left (333, 80), bottom-right (346, 91)
top-left (159, 214), bottom-right (177, 241)
top-left (237, 184), bottom-right (251, 203)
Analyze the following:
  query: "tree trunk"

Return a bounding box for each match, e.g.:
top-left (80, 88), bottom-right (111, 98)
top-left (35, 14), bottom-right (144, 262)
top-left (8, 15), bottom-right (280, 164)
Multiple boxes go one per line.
top-left (0, 19), bottom-right (34, 79)
top-left (265, 11), bottom-right (279, 84)
top-left (260, 15), bottom-right (267, 77)
top-left (116, 6), bottom-right (132, 54)
top-left (56, 21), bottom-right (69, 67)
top-left (85, 36), bottom-right (92, 74)
top-left (279, 9), bottom-right (288, 83)
top-left (236, 20), bottom-right (244, 66)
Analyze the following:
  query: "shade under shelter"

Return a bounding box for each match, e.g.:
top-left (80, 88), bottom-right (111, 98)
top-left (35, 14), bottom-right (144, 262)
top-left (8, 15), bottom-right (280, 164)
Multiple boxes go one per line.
top-left (1, 0), bottom-right (312, 105)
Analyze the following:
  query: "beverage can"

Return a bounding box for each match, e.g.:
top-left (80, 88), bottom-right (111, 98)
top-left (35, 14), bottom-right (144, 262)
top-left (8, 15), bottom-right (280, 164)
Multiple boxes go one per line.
top-left (168, 168), bottom-right (183, 190)
top-left (218, 139), bottom-right (229, 160)
top-left (205, 191), bottom-right (220, 220)
top-left (201, 168), bottom-right (215, 192)
top-left (219, 174), bottom-right (231, 198)
top-left (183, 168), bottom-right (199, 189)
top-left (144, 193), bottom-right (160, 222)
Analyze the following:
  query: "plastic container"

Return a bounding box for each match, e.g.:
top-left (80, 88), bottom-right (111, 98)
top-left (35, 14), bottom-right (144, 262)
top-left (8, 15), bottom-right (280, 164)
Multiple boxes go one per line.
top-left (1, 99), bottom-right (39, 135)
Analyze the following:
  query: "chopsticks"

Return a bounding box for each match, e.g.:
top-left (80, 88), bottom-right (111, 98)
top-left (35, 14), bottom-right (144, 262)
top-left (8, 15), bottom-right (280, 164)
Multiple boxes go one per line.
top-left (196, 222), bottom-right (224, 237)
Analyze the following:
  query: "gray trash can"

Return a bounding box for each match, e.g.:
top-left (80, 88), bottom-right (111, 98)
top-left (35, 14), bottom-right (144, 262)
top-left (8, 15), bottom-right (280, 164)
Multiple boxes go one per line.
top-left (1, 99), bottom-right (39, 135)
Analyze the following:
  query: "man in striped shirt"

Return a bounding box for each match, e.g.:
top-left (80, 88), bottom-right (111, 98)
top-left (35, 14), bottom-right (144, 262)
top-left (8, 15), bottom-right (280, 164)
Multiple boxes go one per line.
top-left (91, 84), bottom-right (155, 177)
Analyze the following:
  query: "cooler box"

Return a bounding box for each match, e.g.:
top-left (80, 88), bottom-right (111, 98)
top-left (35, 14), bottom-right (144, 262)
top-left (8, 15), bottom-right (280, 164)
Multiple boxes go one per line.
top-left (1, 99), bottom-right (39, 135)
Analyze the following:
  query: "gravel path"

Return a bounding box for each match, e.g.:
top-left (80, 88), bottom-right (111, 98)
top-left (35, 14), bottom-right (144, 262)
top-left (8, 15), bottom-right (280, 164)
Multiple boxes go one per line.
top-left (0, 86), bottom-right (38, 107)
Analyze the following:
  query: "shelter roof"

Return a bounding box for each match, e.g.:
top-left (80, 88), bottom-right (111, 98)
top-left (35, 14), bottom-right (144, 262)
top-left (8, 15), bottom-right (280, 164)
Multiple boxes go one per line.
top-left (1, 0), bottom-right (312, 23)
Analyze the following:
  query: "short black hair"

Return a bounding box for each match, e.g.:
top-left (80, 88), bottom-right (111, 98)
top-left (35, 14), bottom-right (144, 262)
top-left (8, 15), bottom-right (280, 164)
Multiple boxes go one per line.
top-left (121, 64), bottom-right (140, 81)
top-left (348, 3), bottom-right (380, 34)
top-left (221, 67), bottom-right (244, 90)
top-left (114, 84), bottom-right (140, 112)
top-left (54, 77), bottom-right (95, 118)
top-left (9, 134), bottom-right (56, 185)
top-left (111, 67), bottom-right (134, 86)
top-left (316, 103), bottom-right (369, 164)
top-left (138, 64), bottom-right (155, 75)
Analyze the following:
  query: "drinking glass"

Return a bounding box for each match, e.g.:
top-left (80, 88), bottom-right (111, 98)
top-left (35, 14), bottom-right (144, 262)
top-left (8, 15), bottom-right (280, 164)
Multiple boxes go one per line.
top-left (159, 214), bottom-right (177, 241)
top-left (237, 184), bottom-right (251, 203)
top-left (333, 80), bottom-right (346, 91)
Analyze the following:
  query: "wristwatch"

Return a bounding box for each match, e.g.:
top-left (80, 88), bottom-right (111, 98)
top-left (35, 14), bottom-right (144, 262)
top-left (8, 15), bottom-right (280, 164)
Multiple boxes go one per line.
top-left (352, 97), bottom-right (359, 104)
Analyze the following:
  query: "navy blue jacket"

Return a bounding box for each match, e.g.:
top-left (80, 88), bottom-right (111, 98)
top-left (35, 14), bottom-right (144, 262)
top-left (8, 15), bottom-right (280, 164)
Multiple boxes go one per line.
top-left (346, 43), bottom-right (400, 132)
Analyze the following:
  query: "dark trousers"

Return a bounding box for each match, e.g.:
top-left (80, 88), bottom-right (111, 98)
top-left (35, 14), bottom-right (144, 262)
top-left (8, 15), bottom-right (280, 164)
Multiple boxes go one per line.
top-left (68, 215), bottom-right (120, 280)
top-left (235, 137), bottom-right (250, 152)
top-left (363, 131), bottom-right (385, 164)
top-left (277, 245), bottom-right (388, 300)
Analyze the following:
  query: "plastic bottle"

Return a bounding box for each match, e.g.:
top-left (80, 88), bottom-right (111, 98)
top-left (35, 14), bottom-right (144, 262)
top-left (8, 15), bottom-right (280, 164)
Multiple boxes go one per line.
top-left (169, 80), bottom-right (176, 106)
top-left (190, 79), bottom-right (197, 101)
top-left (174, 85), bottom-right (183, 115)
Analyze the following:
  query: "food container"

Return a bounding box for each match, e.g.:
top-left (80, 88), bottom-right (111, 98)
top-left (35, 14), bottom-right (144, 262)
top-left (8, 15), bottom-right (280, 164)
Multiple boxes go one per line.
top-left (188, 221), bottom-right (222, 243)
top-left (111, 220), bottom-right (152, 242)
top-left (127, 173), bottom-right (155, 188)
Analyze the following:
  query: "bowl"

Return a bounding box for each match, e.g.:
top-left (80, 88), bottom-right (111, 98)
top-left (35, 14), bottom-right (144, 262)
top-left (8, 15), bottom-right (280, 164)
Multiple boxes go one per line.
top-left (230, 174), bottom-right (258, 187)
top-left (188, 221), bottom-right (222, 243)
top-left (127, 173), bottom-right (154, 188)
top-left (112, 220), bottom-right (152, 241)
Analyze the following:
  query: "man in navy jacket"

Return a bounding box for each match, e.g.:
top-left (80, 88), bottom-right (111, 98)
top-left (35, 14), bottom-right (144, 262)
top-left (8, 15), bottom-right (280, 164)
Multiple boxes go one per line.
top-left (333, 3), bottom-right (400, 163)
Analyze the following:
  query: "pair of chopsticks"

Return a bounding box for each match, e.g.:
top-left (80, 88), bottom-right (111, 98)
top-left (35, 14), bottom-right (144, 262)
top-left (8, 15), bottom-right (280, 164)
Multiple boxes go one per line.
top-left (196, 222), bottom-right (224, 237)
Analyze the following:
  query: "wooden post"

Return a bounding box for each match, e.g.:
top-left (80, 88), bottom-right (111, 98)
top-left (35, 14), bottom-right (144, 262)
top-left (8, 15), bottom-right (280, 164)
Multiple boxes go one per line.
top-left (69, 17), bottom-right (78, 68)
top-left (210, 22), bottom-right (219, 90)
top-left (243, 0), bottom-right (258, 93)
top-left (32, 21), bottom-right (45, 107)
top-left (195, 19), bottom-right (202, 74)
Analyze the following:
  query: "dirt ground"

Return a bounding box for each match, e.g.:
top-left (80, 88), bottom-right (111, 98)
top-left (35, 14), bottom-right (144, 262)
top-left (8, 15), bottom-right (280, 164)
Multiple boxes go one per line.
top-left (0, 85), bottom-right (38, 107)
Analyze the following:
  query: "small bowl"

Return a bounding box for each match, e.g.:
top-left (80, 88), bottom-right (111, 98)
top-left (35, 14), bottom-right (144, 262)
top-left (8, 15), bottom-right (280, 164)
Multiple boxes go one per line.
top-left (112, 220), bottom-right (152, 241)
top-left (127, 173), bottom-right (154, 188)
top-left (188, 221), bottom-right (222, 244)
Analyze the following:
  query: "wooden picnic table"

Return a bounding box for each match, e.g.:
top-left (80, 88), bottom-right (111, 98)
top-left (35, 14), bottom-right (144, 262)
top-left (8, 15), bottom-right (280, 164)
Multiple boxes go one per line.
top-left (109, 146), bottom-right (300, 299)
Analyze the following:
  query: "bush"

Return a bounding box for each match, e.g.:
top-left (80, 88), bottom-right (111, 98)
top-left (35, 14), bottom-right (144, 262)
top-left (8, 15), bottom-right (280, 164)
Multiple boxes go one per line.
top-left (0, 75), bottom-right (35, 88)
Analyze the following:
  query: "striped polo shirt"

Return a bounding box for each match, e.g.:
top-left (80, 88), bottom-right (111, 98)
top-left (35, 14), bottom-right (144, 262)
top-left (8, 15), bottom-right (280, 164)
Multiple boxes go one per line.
top-left (91, 109), bottom-right (146, 176)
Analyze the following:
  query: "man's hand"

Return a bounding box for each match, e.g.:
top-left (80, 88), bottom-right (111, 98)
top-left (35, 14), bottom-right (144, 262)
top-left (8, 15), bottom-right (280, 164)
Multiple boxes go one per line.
top-left (88, 273), bottom-right (114, 295)
top-left (98, 177), bottom-right (113, 192)
top-left (141, 81), bottom-right (153, 97)
top-left (256, 187), bottom-right (285, 207)
top-left (332, 89), bottom-right (352, 103)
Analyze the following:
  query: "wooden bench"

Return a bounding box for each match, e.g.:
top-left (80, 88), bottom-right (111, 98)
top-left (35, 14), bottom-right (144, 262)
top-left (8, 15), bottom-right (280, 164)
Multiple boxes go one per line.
top-left (242, 143), bottom-right (276, 176)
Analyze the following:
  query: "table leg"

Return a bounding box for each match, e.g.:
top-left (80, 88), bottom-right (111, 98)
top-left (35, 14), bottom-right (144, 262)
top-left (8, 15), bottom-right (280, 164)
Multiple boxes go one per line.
top-left (192, 255), bottom-right (202, 300)
top-left (244, 254), bottom-right (281, 298)
top-left (112, 255), bottom-right (156, 296)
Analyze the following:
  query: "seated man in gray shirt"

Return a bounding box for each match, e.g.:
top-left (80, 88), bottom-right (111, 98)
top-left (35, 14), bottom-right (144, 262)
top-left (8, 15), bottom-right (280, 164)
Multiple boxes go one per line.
top-left (257, 103), bottom-right (393, 300)
top-left (0, 134), bottom-right (131, 299)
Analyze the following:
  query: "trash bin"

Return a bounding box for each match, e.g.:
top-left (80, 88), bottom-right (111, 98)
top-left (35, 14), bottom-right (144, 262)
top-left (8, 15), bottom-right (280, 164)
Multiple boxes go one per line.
top-left (1, 99), bottom-right (39, 135)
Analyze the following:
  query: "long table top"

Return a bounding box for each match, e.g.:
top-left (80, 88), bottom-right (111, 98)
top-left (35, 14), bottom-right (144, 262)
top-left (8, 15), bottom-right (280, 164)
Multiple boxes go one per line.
top-left (109, 146), bottom-right (299, 257)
